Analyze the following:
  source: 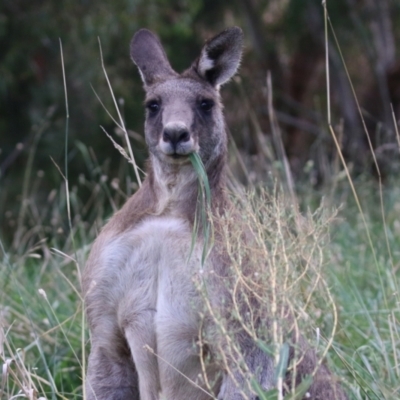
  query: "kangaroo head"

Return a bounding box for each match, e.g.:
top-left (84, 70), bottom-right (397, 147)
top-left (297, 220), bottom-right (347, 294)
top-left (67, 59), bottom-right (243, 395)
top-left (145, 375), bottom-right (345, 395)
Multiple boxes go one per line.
top-left (130, 27), bottom-right (243, 167)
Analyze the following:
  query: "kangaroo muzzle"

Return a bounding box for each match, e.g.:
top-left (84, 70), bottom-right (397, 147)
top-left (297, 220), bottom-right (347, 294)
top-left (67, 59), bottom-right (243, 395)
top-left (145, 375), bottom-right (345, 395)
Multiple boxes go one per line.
top-left (159, 122), bottom-right (196, 156)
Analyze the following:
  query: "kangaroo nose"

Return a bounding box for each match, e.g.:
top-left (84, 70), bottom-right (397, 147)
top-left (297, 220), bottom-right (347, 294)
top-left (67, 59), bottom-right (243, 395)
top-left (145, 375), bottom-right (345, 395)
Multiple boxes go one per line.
top-left (163, 127), bottom-right (190, 147)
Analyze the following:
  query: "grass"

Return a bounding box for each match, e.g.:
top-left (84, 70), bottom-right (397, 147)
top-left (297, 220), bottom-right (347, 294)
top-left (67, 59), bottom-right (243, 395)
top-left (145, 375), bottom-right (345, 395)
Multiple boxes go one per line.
top-left (1, 160), bottom-right (399, 399)
top-left (0, 140), bottom-right (131, 399)
top-left (325, 179), bottom-right (400, 399)
top-left (196, 186), bottom-right (342, 399)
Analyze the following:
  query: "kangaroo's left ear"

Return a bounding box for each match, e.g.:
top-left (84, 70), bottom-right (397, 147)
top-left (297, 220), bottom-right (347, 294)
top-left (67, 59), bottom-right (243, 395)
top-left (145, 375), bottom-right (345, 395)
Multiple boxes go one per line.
top-left (196, 27), bottom-right (243, 88)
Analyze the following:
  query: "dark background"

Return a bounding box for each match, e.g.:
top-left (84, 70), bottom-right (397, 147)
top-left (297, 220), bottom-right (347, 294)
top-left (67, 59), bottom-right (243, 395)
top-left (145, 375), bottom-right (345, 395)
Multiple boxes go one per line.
top-left (1, 0), bottom-right (400, 247)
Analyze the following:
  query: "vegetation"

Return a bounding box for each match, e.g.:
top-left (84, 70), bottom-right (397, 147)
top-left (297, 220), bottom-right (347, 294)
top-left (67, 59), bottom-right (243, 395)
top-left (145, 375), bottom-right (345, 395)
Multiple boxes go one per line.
top-left (1, 0), bottom-right (400, 399)
top-left (2, 159), bottom-right (399, 399)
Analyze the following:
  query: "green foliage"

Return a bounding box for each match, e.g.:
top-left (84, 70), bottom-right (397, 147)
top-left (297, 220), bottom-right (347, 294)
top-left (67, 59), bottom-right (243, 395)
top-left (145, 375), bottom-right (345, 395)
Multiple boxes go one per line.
top-left (189, 152), bottom-right (213, 265)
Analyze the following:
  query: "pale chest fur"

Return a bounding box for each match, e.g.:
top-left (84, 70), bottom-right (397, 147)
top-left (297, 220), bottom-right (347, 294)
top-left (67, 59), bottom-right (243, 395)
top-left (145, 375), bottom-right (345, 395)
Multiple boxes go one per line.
top-left (86, 215), bottom-right (204, 322)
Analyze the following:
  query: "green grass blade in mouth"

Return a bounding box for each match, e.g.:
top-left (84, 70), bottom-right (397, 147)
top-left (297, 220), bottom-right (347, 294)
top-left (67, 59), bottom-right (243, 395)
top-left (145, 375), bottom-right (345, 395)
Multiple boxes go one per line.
top-left (189, 152), bottom-right (211, 207)
top-left (189, 153), bottom-right (213, 265)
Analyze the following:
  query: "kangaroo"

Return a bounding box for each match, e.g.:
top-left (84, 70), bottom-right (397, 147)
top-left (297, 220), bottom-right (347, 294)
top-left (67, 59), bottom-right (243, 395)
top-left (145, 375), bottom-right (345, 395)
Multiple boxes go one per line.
top-left (83, 27), bottom-right (348, 400)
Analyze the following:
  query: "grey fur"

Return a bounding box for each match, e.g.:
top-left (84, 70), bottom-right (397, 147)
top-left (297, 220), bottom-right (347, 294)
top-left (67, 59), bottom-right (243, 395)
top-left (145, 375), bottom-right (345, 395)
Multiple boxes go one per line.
top-left (83, 27), bottom-right (348, 400)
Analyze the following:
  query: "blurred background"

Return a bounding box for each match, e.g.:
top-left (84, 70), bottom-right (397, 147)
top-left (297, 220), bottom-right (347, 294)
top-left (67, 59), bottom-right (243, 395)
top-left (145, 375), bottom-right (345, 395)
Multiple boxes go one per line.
top-left (1, 0), bottom-right (400, 247)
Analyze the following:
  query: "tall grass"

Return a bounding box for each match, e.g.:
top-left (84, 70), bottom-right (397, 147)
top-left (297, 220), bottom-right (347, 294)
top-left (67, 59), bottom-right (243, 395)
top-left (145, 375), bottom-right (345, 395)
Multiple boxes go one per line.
top-left (195, 187), bottom-right (342, 399)
top-left (2, 166), bottom-right (399, 399)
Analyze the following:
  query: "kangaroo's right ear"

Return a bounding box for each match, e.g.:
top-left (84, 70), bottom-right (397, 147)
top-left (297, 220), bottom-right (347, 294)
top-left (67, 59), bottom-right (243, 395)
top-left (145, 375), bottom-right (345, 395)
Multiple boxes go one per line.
top-left (130, 29), bottom-right (177, 86)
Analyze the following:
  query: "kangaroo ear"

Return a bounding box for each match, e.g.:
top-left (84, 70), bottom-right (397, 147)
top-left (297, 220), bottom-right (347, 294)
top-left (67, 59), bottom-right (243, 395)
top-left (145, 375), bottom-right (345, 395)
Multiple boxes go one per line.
top-left (196, 27), bottom-right (243, 88)
top-left (130, 29), bottom-right (177, 86)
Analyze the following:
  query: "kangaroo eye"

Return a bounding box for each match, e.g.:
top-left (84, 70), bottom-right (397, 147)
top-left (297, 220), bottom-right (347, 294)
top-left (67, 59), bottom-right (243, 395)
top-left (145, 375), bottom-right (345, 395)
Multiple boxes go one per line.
top-left (146, 100), bottom-right (160, 114)
top-left (200, 99), bottom-right (214, 112)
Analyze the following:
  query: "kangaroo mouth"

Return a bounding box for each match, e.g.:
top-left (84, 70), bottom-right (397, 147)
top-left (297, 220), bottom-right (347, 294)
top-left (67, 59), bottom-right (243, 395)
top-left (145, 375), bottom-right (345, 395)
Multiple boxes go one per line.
top-left (168, 152), bottom-right (193, 164)
top-left (158, 150), bottom-right (192, 165)
top-left (160, 146), bottom-right (196, 162)
top-left (162, 146), bottom-right (194, 158)
top-left (171, 153), bottom-right (189, 159)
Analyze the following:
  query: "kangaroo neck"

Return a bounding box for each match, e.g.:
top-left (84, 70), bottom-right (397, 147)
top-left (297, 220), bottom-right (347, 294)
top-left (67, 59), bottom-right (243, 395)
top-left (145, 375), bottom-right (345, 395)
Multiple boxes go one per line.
top-left (148, 153), bottom-right (227, 223)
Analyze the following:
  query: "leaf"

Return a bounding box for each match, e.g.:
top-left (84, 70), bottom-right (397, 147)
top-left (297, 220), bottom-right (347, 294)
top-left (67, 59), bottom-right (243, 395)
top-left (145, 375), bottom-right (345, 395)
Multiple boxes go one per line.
top-left (275, 342), bottom-right (290, 382)
top-left (189, 153), bottom-right (214, 266)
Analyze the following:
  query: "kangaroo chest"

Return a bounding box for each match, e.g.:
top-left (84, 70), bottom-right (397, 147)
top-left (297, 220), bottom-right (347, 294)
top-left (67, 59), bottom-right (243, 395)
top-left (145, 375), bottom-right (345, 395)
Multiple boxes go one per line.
top-left (99, 216), bottom-right (205, 342)
top-left (103, 216), bottom-right (202, 312)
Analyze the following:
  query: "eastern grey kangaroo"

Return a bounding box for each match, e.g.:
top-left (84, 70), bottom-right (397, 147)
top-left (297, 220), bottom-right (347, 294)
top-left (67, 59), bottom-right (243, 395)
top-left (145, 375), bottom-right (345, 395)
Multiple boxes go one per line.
top-left (83, 27), bottom-right (348, 400)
